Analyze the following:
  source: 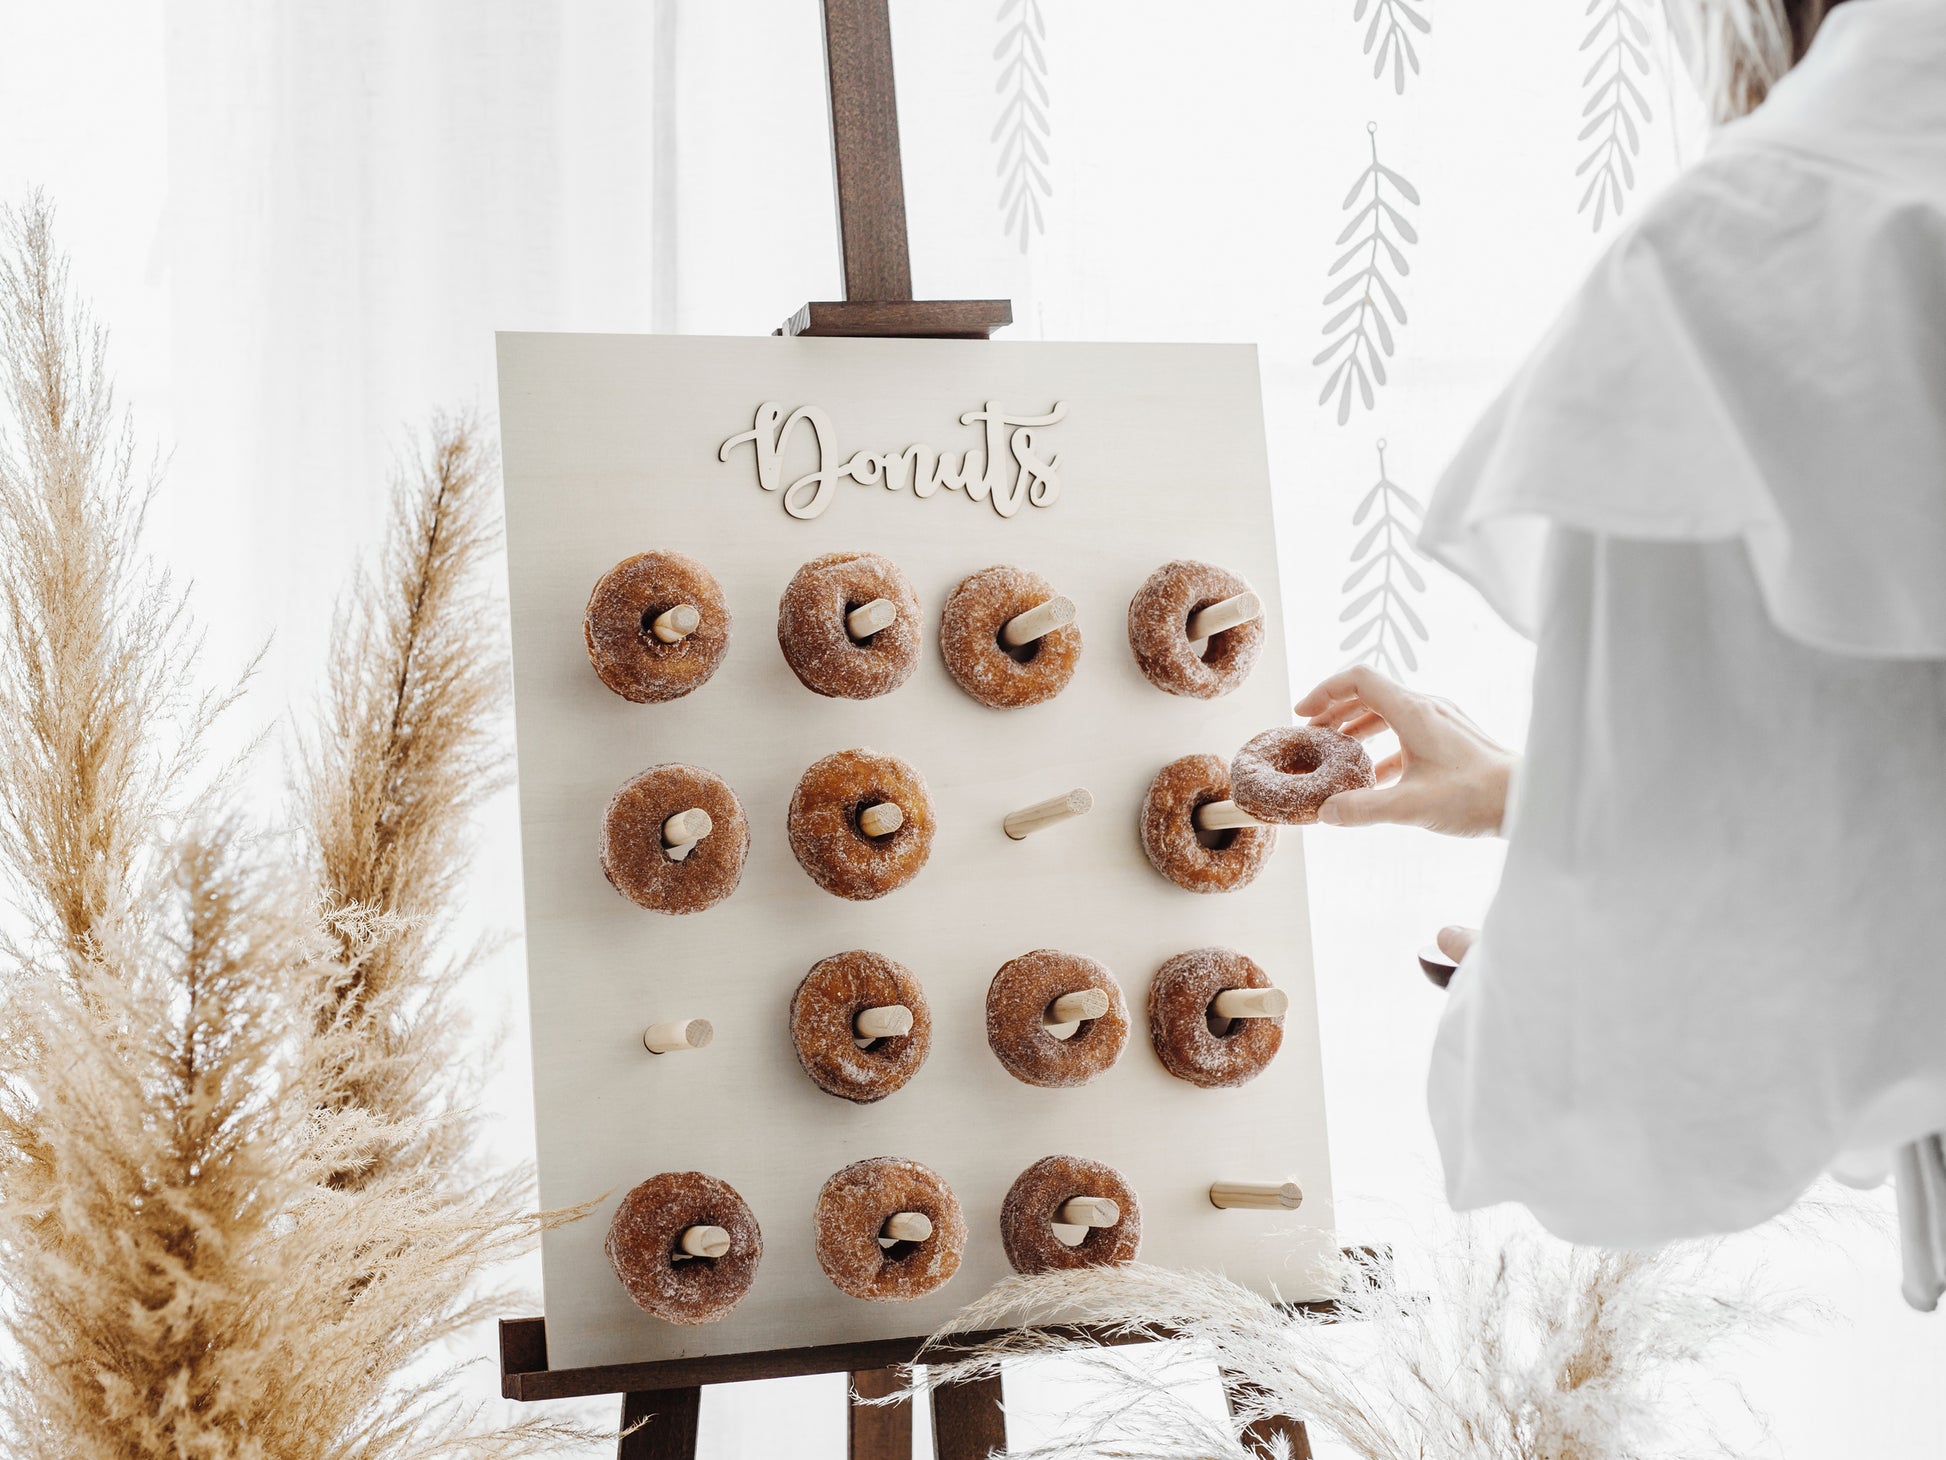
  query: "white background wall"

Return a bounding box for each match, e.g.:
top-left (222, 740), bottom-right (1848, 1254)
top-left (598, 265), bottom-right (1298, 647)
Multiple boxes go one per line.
top-left (3, 1), bottom-right (1941, 1455)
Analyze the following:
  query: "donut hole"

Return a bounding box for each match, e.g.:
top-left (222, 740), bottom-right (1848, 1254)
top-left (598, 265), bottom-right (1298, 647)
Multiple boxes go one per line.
top-left (849, 798), bottom-right (900, 841)
top-left (1190, 795), bottom-right (1239, 852)
top-left (638, 604), bottom-right (677, 640)
top-left (1203, 998), bottom-right (1251, 1039)
top-left (1272, 741), bottom-right (1326, 776)
top-left (877, 1237), bottom-right (923, 1262)
top-left (994, 623), bottom-right (1043, 666)
top-left (842, 598), bottom-right (884, 645)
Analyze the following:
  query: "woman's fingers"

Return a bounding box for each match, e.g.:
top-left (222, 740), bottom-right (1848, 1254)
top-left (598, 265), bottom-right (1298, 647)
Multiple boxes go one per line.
top-left (1370, 750), bottom-right (1404, 785)
top-left (1293, 664), bottom-right (1410, 722)
top-left (1340, 710), bottom-right (1390, 741)
top-left (1436, 925), bottom-right (1478, 962)
top-left (1316, 782), bottom-right (1416, 827)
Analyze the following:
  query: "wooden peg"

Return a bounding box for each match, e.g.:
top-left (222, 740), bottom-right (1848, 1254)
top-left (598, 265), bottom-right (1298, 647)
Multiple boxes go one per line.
top-left (650, 603), bottom-right (701, 643)
top-left (1042, 988), bottom-right (1110, 1039)
top-left (1186, 591), bottom-right (1263, 642)
top-left (881, 1211), bottom-right (934, 1243)
top-left (858, 801), bottom-right (904, 838)
top-left (1208, 1180), bottom-right (1305, 1211)
top-left (1211, 987), bottom-right (1289, 1020)
top-left (642, 1018), bottom-right (714, 1054)
top-left (662, 808), bottom-right (713, 847)
top-left (1194, 799), bottom-right (1267, 832)
top-left (854, 1004), bottom-right (913, 1039)
top-left (1057, 1196), bottom-right (1120, 1228)
top-left (845, 596), bottom-right (899, 639)
top-left (678, 1224), bottom-right (732, 1258)
top-left (999, 594), bottom-right (1076, 649)
top-left (1003, 787), bottom-right (1093, 841)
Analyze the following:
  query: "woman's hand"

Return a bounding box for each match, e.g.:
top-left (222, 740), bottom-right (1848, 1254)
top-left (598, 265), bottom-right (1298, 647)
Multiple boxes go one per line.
top-left (1294, 667), bottom-right (1515, 837)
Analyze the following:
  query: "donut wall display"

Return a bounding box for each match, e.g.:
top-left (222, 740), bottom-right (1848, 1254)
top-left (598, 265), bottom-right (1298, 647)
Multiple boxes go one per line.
top-left (498, 333), bottom-right (1339, 1370)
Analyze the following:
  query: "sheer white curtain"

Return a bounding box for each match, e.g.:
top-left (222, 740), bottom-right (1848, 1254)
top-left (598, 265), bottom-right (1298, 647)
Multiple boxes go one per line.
top-left (4, 1), bottom-right (1943, 1455)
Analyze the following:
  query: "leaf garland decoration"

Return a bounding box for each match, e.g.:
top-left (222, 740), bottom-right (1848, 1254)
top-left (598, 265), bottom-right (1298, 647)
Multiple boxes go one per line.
top-left (1316, 124), bottom-right (1420, 426)
top-left (1576, 0), bottom-right (1655, 230)
top-left (1340, 439), bottom-right (1431, 676)
top-left (1354, 0), bottom-right (1430, 94)
top-left (994, 0), bottom-right (1052, 253)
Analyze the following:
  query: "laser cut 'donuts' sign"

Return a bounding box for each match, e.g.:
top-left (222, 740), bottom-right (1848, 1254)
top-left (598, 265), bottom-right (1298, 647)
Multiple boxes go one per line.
top-left (718, 400), bottom-right (1065, 519)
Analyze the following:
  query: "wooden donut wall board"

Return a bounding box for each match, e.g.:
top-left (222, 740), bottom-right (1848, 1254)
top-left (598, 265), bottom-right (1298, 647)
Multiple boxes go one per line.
top-left (496, 332), bottom-right (1337, 1370)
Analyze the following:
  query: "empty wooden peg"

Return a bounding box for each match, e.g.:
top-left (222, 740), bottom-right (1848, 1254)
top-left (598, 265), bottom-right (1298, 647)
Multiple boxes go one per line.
top-left (1003, 787), bottom-right (1093, 840)
top-left (858, 801), bottom-right (904, 838)
top-left (1194, 799), bottom-right (1267, 832)
top-left (1211, 987), bottom-right (1289, 1020)
top-left (1042, 988), bottom-right (1110, 1039)
top-left (1186, 590), bottom-right (1263, 642)
top-left (881, 1211), bottom-right (934, 1243)
top-left (845, 596), bottom-right (899, 640)
top-left (642, 1018), bottom-right (714, 1054)
top-left (678, 1224), bottom-right (732, 1258)
top-left (999, 593), bottom-right (1076, 648)
top-left (1057, 1196), bottom-right (1121, 1228)
top-left (854, 1004), bottom-right (913, 1040)
top-left (1208, 1181), bottom-right (1305, 1211)
top-left (650, 603), bottom-right (701, 643)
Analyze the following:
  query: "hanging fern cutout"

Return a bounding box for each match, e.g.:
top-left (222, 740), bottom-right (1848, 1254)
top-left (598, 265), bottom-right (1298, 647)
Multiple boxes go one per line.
top-left (1340, 440), bottom-right (1431, 676)
top-left (1576, 0), bottom-right (1655, 230)
top-left (994, 0), bottom-right (1052, 253)
top-left (1316, 124), bottom-right (1419, 426)
top-left (1354, 0), bottom-right (1430, 94)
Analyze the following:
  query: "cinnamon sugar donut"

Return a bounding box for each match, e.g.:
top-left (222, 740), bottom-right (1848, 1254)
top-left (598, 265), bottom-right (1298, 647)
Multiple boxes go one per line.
top-left (984, 950), bottom-right (1129, 1089)
top-left (939, 565), bottom-right (1081, 709)
top-left (1139, 754), bottom-right (1277, 895)
top-left (1147, 947), bottom-right (1284, 1088)
top-left (813, 1157), bottom-right (966, 1301)
top-left (1230, 726), bottom-right (1375, 825)
top-left (601, 764), bottom-right (749, 914)
top-left (787, 749), bottom-right (936, 900)
top-left (1000, 1155), bottom-right (1142, 1275)
top-left (777, 551), bottom-right (922, 700)
top-left (1127, 560), bottom-right (1263, 699)
top-left (605, 1171), bottom-right (762, 1324)
top-left (584, 551), bottom-right (731, 703)
top-left (790, 951), bottom-right (932, 1103)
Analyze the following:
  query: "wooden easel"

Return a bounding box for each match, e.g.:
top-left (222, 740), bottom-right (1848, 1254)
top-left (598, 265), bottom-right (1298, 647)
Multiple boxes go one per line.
top-left (497, 3), bottom-right (1321, 1453)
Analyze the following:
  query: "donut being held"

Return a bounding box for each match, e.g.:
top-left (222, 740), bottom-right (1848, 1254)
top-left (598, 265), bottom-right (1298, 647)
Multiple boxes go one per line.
top-left (601, 763), bottom-right (749, 914)
top-left (813, 1157), bottom-right (967, 1301)
top-left (787, 749), bottom-right (936, 900)
top-left (1000, 1155), bottom-right (1142, 1275)
top-left (985, 949), bottom-right (1128, 1089)
top-left (584, 550), bottom-right (731, 703)
top-left (1230, 726), bottom-right (1375, 825)
top-left (790, 951), bottom-right (932, 1103)
top-left (1139, 753), bottom-right (1277, 895)
top-left (1147, 947), bottom-right (1283, 1089)
top-left (939, 565), bottom-right (1080, 710)
top-left (1127, 559), bottom-right (1263, 699)
top-left (605, 1171), bottom-right (762, 1324)
top-left (777, 551), bottom-right (922, 700)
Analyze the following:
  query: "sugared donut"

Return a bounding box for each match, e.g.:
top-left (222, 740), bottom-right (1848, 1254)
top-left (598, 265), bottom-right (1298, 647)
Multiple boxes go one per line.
top-left (584, 551), bottom-right (731, 703)
top-left (1139, 754), bottom-right (1277, 895)
top-left (1147, 947), bottom-right (1284, 1088)
top-left (601, 764), bottom-right (749, 914)
top-left (984, 950), bottom-right (1129, 1089)
top-left (813, 1157), bottom-right (967, 1301)
top-left (605, 1171), bottom-right (762, 1324)
top-left (787, 749), bottom-right (936, 900)
top-left (939, 565), bottom-right (1081, 709)
top-left (1000, 1155), bottom-right (1143, 1275)
top-left (1230, 726), bottom-right (1375, 825)
top-left (1127, 560), bottom-right (1263, 699)
top-left (790, 951), bottom-right (932, 1103)
top-left (777, 551), bottom-right (922, 700)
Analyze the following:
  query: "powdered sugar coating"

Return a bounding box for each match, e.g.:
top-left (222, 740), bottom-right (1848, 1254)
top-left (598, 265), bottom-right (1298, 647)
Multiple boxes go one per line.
top-left (1229, 725), bottom-right (1374, 825)
top-left (776, 550), bottom-right (922, 699)
top-left (583, 550), bottom-right (731, 703)
top-left (1000, 1155), bottom-right (1142, 1275)
top-left (600, 763), bottom-right (749, 914)
top-left (1147, 947), bottom-right (1283, 1089)
top-left (1139, 753), bottom-right (1277, 894)
top-left (604, 1171), bottom-right (762, 1324)
top-left (939, 564), bottom-right (1081, 709)
top-left (984, 949), bottom-right (1128, 1088)
top-left (813, 1157), bottom-right (966, 1301)
top-left (786, 748), bottom-right (936, 900)
top-left (790, 951), bottom-right (932, 1103)
top-left (1126, 559), bottom-right (1263, 699)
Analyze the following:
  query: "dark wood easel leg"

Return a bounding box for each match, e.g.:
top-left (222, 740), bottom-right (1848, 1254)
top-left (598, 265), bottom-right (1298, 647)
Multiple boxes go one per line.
top-left (847, 1366), bottom-right (912, 1460)
top-left (1224, 1382), bottom-right (1312, 1460)
top-left (618, 1385), bottom-right (702, 1460)
top-left (930, 1372), bottom-right (1007, 1460)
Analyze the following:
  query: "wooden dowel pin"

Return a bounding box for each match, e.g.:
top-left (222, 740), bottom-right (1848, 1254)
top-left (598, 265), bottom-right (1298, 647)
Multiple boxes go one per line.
top-left (662, 807), bottom-right (713, 862)
top-left (999, 594), bottom-right (1076, 649)
top-left (845, 597), bottom-right (899, 640)
top-left (642, 1018), bottom-right (714, 1055)
top-left (1194, 799), bottom-right (1267, 832)
top-left (854, 1004), bottom-right (913, 1040)
top-left (881, 1211), bottom-right (933, 1243)
top-left (678, 1224), bottom-right (732, 1258)
top-left (858, 802), bottom-right (904, 838)
top-left (1186, 591), bottom-right (1263, 642)
top-left (1042, 987), bottom-right (1110, 1039)
top-left (1057, 1196), bottom-right (1121, 1228)
top-left (1209, 1181), bottom-right (1305, 1212)
top-left (650, 603), bottom-right (701, 643)
top-left (1004, 787), bottom-right (1093, 841)
top-left (1211, 987), bottom-right (1289, 1020)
